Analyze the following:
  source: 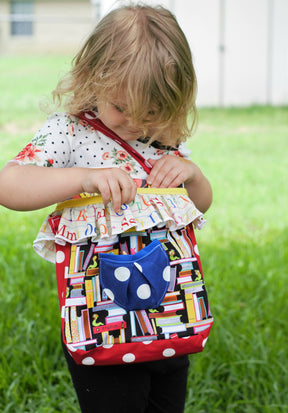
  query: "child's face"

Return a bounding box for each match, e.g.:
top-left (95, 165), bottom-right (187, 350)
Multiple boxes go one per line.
top-left (97, 102), bottom-right (143, 141)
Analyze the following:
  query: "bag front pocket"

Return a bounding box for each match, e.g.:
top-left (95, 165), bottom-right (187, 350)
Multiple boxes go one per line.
top-left (99, 239), bottom-right (171, 311)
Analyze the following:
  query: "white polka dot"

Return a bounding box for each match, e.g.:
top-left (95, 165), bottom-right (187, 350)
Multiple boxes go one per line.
top-left (163, 266), bottom-right (171, 282)
top-left (202, 337), bottom-right (208, 348)
top-left (56, 250), bottom-right (65, 263)
top-left (163, 348), bottom-right (176, 357)
top-left (114, 266), bottom-right (131, 282)
top-left (137, 284), bottom-right (151, 300)
top-left (142, 340), bottom-right (153, 345)
top-left (103, 288), bottom-right (114, 301)
top-left (122, 353), bottom-right (136, 363)
top-left (82, 357), bottom-right (95, 365)
top-left (194, 244), bottom-right (199, 256)
top-left (134, 262), bottom-right (142, 272)
top-left (103, 344), bottom-right (114, 349)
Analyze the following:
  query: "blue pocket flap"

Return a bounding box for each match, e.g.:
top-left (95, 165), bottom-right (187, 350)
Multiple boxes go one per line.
top-left (99, 240), bottom-right (170, 311)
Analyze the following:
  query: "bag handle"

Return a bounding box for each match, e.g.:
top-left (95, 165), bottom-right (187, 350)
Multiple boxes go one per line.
top-left (78, 112), bottom-right (152, 174)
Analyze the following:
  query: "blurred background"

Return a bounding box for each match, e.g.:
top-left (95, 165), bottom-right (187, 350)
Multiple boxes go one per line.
top-left (1, 0), bottom-right (287, 107)
top-left (0, 1), bottom-right (287, 412)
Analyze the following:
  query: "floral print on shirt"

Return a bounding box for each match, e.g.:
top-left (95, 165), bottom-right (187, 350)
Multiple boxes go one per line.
top-left (11, 112), bottom-right (191, 175)
top-left (14, 134), bottom-right (53, 166)
top-left (102, 148), bottom-right (136, 173)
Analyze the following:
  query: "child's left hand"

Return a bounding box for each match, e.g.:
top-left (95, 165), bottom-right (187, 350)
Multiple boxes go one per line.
top-left (146, 155), bottom-right (197, 188)
top-left (146, 155), bottom-right (213, 213)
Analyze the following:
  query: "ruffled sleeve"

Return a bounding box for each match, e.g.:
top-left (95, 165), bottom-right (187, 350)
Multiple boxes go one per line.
top-left (11, 113), bottom-right (73, 168)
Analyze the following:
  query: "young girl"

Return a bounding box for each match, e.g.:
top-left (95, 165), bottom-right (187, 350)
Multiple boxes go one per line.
top-left (0, 4), bottom-right (212, 413)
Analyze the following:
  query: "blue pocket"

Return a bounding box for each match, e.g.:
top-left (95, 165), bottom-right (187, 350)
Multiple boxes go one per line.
top-left (99, 240), bottom-right (170, 311)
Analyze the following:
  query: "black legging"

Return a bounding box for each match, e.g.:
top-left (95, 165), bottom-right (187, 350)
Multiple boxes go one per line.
top-left (62, 340), bottom-right (189, 413)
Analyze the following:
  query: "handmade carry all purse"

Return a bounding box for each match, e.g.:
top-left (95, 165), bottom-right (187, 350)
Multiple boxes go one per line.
top-left (34, 112), bottom-right (213, 366)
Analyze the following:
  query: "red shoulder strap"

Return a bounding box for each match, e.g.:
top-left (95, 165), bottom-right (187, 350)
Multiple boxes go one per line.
top-left (77, 112), bottom-right (152, 174)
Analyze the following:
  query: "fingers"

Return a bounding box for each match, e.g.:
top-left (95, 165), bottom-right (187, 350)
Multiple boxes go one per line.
top-left (146, 158), bottom-right (156, 167)
top-left (106, 179), bottom-right (122, 212)
top-left (109, 175), bottom-right (136, 213)
top-left (91, 168), bottom-right (137, 213)
top-left (146, 156), bottom-right (178, 188)
top-left (119, 178), bottom-right (136, 205)
top-left (147, 156), bottom-right (194, 188)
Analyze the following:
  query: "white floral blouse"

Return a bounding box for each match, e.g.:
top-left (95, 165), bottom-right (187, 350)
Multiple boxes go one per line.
top-left (13, 112), bottom-right (191, 181)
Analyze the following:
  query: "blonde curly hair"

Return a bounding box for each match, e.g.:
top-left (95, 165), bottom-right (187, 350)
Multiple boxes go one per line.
top-left (53, 4), bottom-right (197, 145)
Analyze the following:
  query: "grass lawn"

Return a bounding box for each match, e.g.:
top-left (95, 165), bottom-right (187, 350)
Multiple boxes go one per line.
top-left (0, 56), bottom-right (287, 412)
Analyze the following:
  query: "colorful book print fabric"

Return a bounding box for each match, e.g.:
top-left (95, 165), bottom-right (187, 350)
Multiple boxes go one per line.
top-left (56, 224), bottom-right (213, 366)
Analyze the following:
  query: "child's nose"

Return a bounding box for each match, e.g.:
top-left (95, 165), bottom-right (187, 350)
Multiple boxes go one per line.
top-left (126, 120), bottom-right (140, 131)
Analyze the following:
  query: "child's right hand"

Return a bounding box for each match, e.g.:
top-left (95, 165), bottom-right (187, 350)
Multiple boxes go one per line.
top-left (81, 168), bottom-right (137, 213)
top-left (0, 163), bottom-right (137, 213)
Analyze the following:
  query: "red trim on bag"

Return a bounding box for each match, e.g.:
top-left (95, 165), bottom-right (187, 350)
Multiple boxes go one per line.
top-left (65, 324), bottom-right (213, 366)
top-left (55, 244), bottom-right (71, 310)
